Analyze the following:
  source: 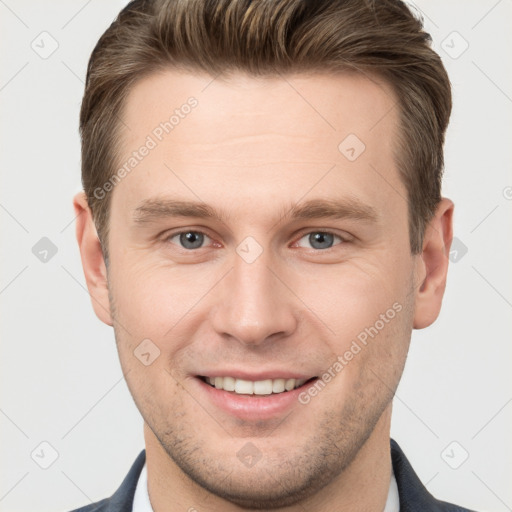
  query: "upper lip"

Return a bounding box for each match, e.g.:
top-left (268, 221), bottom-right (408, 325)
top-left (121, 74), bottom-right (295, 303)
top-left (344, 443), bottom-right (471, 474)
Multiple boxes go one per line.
top-left (196, 371), bottom-right (316, 381)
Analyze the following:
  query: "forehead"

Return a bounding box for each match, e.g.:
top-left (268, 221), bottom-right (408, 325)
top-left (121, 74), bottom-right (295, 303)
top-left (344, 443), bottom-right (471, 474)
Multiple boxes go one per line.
top-left (119, 69), bottom-right (398, 149)
top-left (112, 69), bottom-right (405, 225)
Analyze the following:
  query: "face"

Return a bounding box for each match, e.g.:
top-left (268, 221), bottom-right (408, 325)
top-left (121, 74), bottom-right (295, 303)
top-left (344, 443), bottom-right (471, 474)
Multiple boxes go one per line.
top-left (76, 70), bottom-right (449, 509)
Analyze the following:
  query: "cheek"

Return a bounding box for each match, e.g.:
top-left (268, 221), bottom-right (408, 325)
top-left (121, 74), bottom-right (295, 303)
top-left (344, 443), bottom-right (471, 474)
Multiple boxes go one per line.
top-left (121, 355), bottom-right (188, 429)
top-left (294, 255), bottom-right (412, 344)
top-left (108, 256), bottom-right (213, 335)
top-left (107, 257), bottom-right (227, 380)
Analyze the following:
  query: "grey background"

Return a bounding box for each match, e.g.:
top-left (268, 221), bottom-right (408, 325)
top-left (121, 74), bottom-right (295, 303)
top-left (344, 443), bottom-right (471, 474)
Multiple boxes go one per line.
top-left (1, 1), bottom-right (511, 511)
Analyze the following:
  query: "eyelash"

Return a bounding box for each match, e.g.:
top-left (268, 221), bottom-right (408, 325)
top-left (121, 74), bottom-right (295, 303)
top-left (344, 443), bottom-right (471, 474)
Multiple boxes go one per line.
top-left (163, 229), bottom-right (348, 251)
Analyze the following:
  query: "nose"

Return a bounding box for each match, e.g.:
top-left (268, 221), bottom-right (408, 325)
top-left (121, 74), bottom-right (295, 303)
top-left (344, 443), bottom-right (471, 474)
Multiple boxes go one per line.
top-left (211, 247), bottom-right (298, 347)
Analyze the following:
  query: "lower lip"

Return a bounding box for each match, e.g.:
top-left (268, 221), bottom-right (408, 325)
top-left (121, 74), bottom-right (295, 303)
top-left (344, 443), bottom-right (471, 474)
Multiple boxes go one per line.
top-left (194, 377), bottom-right (316, 421)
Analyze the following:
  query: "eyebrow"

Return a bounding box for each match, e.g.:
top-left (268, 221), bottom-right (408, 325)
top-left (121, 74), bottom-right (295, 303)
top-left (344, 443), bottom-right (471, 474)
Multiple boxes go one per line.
top-left (133, 197), bottom-right (379, 225)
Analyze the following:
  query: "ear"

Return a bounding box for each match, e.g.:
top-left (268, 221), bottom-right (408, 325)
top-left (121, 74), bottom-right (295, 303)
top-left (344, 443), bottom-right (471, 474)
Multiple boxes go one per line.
top-left (73, 192), bottom-right (113, 326)
top-left (413, 198), bottom-right (454, 329)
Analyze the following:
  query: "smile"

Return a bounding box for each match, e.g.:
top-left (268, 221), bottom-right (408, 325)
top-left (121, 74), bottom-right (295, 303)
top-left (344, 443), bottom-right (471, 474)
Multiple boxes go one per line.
top-left (201, 376), bottom-right (312, 395)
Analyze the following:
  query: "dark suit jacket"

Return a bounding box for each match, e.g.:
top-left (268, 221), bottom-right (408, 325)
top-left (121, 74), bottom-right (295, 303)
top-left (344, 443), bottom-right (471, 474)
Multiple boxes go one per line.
top-left (69, 439), bottom-right (476, 511)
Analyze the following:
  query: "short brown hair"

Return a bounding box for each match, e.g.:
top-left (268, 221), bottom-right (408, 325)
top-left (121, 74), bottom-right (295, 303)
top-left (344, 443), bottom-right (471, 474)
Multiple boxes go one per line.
top-left (80, 0), bottom-right (452, 258)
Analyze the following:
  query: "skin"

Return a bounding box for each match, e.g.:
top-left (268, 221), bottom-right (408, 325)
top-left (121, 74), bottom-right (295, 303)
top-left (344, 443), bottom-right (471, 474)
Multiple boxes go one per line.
top-left (74, 70), bottom-right (453, 511)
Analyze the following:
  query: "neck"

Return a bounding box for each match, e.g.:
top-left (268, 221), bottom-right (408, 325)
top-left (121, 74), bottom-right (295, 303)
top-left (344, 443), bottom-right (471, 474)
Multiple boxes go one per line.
top-left (144, 406), bottom-right (393, 512)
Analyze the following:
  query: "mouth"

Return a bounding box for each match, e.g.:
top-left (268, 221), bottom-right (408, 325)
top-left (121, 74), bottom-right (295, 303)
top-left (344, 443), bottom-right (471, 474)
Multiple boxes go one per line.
top-left (194, 374), bottom-right (319, 421)
top-left (198, 375), bottom-right (316, 395)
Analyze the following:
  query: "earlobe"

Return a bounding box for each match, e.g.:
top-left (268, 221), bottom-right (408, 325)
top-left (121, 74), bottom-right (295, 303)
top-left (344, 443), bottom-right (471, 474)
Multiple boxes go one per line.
top-left (73, 192), bottom-right (113, 326)
top-left (413, 198), bottom-right (454, 329)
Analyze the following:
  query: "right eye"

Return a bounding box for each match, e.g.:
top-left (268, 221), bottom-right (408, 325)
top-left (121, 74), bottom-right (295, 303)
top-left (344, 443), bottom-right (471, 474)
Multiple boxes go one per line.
top-left (166, 230), bottom-right (212, 250)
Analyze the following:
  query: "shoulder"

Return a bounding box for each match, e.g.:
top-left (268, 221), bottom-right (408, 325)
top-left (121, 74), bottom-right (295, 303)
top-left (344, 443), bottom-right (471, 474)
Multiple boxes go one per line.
top-left (66, 450), bottom-right (146, 512)
top-left (390, 439), bottom-right (477, 512)
top-left (68, 498), bottom-right (110, 512)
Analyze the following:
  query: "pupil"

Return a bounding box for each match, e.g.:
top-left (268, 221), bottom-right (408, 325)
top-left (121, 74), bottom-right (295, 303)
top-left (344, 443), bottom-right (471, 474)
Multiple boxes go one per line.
top-left (309, 232), bottom-right (333, 250)
top-left (180, 231), bottom-right (203, 249)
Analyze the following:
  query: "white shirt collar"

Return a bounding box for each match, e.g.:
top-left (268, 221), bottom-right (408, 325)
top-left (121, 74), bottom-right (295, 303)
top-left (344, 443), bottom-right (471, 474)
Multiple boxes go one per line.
top-left (384, 468), bottom-right (400, 512)
top-left (132, 462), bottom-right (400, 512)
top-left (132, 463), bottom-right (153, 512)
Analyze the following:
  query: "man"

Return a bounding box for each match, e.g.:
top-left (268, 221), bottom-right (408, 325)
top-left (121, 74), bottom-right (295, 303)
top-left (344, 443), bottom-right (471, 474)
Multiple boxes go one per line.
top-left (71, 0), bottom-right (475, 510)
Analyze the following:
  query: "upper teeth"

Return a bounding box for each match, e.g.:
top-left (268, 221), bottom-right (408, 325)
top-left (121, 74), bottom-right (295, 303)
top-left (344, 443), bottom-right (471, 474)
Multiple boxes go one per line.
top-left (204, 376), bottom-right (307, 395)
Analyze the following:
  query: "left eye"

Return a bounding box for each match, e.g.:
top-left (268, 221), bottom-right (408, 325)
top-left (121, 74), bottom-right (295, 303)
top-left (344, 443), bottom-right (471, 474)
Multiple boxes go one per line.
top-left (296, 232), bottom-right (343, 250)
top-left (168, 231), bottom-right (211, 250)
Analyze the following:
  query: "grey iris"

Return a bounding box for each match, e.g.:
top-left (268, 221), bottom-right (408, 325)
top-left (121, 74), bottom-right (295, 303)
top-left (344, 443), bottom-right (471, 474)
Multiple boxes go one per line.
top-left (309, 232), bottom-right (334, 249)
top-left (180, 231), bottom-right (204, 249)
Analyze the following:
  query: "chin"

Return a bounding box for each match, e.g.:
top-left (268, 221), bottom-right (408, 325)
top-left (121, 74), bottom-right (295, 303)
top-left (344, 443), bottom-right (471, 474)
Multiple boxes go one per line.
top-left (176, 457), bottom-right (336, 509)
top-left (153, 415), bottom-right (366, 510)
